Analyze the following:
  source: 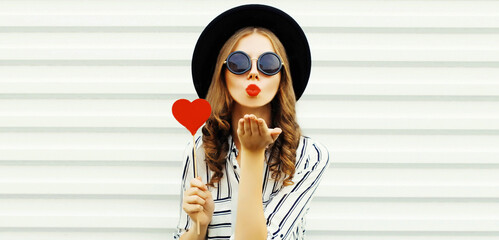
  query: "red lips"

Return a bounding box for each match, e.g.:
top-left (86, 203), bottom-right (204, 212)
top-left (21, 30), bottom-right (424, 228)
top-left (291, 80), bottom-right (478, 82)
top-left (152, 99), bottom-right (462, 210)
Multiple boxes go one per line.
top-left (246, 84), bottom-right (261, 97)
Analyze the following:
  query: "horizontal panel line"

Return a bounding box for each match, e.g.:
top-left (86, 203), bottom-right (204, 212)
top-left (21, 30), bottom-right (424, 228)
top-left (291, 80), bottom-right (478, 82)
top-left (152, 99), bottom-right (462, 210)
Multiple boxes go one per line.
top-left (0, 161), bottom-right (497, 169)
top-left (1, 26), bottom-right (499, 34)
top-left (304, 129), bottom-right (499, 135)
top-left (1, 94), bottom-right (499, 101)
top-left (2, 83), bottom-right (499, 96)
top-left (0, 227), bottom-right (169, 232)
top-left (307, 218), bottom-right (499, 231)
top-left (301, 95), bottom-right (499, 101)
top-left (1, 150), bottom-right (497, 164)
top-left (314, 61), bottom-right (499, 67)
top-left (1, 194), bottom-right (498, 202)
top-left (0, 228), bottom-right (497, 235)
top-left (3, 116), bottom-right (499, 130)
top-left (332, 163), bottom-right (499, 169)
top-left (2, 216), bottom-right (498, 231)
top-left (0, 60), bottom-right (190, 66)
top-left (1, 127), bottom-right (499, 135)
top-left (2, 60), bottom-right (499, 67)
top-left (305, 27), bottom-right (499, 34)
top-left (0, 93), bottom-right (197, 99)
top-left (2, 183), bottom-right (497, 197)
top-left (0, 127), bottom-right (182, 133)
top-left (0, 160), bottom-right (174, 167)
top-left (314, 197), bottom-right (499, 202)
top-left (0, 194), bottom-right (174, 200)
top-left (0, 26), bottom-right (204, 33)
top-left (316, 231), bottom-right (499, 236)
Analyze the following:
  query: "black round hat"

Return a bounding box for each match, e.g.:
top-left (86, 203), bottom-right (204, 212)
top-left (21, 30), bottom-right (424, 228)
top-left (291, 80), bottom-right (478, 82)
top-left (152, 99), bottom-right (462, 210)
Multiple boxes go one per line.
top-left (191, 4), bottom-right (311, 100)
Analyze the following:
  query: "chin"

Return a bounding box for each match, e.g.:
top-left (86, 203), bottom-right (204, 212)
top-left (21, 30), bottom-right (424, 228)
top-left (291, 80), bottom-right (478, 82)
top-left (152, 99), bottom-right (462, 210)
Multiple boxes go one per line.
top-left (234, 97), bottom-right (271, 109)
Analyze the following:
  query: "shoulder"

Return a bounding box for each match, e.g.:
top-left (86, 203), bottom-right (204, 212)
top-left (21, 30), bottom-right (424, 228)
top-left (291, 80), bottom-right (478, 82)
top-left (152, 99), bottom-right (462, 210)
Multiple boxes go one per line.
top-left (182, 135), bottom-right (204, 151)
top-left (296, 136), bottom-right (329, 159)
top-left (181, 135), bottom-right (206, 162)
top-left (185, 135), bottom-right (203, 147)
top-left (295, 136), bottom-right (330, 171)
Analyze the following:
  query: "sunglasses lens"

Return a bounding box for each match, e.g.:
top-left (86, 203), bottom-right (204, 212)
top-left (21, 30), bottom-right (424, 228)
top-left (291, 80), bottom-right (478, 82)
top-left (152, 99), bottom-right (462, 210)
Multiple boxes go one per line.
top-left (259, 53), bottom-right (281, 75)
top-left (227, 52), bottom-right (250, 74)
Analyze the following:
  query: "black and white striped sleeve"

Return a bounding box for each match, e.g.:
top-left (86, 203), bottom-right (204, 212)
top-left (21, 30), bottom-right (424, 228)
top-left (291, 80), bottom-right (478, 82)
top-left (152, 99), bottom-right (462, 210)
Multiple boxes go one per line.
top-left (264, 139), bottom-right (330, 240)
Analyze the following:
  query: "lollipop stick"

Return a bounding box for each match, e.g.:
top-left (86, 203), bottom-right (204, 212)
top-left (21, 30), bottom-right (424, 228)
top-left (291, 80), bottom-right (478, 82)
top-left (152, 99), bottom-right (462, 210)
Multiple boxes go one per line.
top-left (193, 135), bottom-right (198, 178)
top-left (193, 135), bottom-right (200, 235)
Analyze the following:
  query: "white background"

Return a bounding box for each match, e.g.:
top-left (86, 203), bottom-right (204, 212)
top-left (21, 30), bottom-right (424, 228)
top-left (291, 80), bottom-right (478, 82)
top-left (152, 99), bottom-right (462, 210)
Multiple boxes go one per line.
top-left (0, 0), bottom-right (498, 239)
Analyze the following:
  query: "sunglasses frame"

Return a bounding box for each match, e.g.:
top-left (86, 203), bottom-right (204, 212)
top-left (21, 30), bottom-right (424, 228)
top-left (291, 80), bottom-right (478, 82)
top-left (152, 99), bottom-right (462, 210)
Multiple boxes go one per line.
top-left (224, 51), bottom-right (284, 76)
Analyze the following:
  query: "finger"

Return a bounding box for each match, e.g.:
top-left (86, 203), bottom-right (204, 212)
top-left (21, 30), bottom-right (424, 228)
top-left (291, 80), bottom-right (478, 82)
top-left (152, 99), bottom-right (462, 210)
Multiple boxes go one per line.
top-left (257, 118), bottom-right (268, 136)
top-left (185, 187), bottom-right (208, 200)
top-left (190, 177), bottom-right (207, 191)
top-left (237, 118), bottom-right (244, 136)
top-left (184, 195), bottom-right (206, 205)
top-left (183, 203), bottom-right (203, 214)
top-left (205, 189), bottom-right (213, 200)
top-left (270, 128), bottom-right (282, 142)
top-left (250, 115), bottom-right (259, 135)
top-left (244, 115), bottom-right (251, 136)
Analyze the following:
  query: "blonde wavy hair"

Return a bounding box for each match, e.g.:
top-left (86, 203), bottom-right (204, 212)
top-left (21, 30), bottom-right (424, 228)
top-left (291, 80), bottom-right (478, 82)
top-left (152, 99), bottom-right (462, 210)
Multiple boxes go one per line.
top-left (202, 27), bottom-right (301, 187)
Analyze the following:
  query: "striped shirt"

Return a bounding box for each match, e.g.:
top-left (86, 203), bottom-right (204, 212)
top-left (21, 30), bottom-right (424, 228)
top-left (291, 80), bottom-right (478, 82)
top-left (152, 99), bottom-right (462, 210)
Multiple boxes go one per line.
top-left (173, 135), bottom-right (330, 240)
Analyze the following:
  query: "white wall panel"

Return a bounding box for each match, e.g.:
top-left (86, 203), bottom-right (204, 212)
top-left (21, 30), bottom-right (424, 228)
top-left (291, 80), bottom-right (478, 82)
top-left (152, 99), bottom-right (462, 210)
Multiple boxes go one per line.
top-left (0, 0), bottom-right (498, 239)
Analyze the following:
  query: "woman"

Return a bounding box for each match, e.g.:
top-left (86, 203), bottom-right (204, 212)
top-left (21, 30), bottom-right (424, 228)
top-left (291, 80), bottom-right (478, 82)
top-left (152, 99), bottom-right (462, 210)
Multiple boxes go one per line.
top-left (174, 4), bottom-right (330, 240)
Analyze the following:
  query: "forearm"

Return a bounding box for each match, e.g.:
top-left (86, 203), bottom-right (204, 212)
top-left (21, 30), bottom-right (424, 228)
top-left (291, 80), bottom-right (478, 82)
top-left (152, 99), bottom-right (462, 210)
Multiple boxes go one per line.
top-left (179, 222), bottom-right (208, 240)
top-left (235, 149), bottom-right (267, 240)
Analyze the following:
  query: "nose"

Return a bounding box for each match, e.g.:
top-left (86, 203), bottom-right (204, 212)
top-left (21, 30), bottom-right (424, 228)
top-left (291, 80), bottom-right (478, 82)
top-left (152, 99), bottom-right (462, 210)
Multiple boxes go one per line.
top-left (247, 59), bottom-right (259, 80)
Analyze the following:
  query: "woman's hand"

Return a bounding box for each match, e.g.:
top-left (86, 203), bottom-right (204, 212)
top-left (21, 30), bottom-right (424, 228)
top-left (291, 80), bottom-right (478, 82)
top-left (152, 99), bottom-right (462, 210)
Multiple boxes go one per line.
top-left (182, 176), bottom-right (214, 227)
top-left (237, 114), bottom-right (282, 152)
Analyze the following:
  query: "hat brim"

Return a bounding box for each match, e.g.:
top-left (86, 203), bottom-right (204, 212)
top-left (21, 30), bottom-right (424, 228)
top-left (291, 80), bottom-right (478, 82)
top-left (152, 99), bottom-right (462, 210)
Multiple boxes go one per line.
top-left (191, 4), bottom-right (311, 100)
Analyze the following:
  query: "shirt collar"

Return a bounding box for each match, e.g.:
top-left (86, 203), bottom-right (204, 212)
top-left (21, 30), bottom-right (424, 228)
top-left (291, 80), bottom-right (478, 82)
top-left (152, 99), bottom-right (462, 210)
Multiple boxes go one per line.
top-left (227, 135), bottom-right (239, 158)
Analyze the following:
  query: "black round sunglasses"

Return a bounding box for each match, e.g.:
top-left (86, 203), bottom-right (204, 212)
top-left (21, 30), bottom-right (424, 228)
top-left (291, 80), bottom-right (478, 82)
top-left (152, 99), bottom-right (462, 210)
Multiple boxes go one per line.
top-left (224, 51), bottom-right (283, 76)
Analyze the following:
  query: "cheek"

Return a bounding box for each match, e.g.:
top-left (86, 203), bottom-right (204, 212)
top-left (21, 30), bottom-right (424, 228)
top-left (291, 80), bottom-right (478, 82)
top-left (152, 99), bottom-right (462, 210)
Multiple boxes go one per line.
top-left (225, 72), bottom-right (242, 96)
top-left (225, 72), bottom-right (234, 89)
top-left (269, 74), bottom-right (281, 92)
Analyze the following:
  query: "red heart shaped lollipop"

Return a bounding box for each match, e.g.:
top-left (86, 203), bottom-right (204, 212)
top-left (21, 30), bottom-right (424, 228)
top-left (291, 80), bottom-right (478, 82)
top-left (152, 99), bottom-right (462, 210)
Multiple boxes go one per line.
top-left (172, 99), bottom-right (211, 135)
